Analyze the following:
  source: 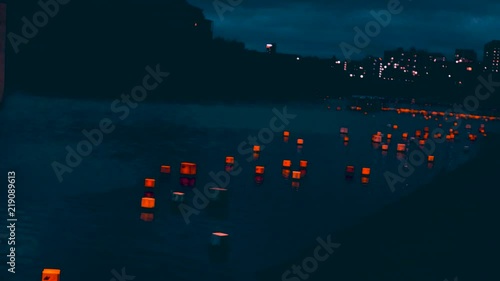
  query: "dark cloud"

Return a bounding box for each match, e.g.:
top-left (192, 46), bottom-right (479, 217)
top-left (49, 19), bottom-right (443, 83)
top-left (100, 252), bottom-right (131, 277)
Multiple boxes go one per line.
top-left (189, 0), bottom-right (500, 59)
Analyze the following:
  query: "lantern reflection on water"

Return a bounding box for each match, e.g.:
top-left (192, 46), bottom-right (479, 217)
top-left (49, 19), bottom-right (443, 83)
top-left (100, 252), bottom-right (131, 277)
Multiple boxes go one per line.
top-left (292, 181), bottom-right (300, 189)
top-left (282, 169), bottom-right (291, 178)
top-left (141, 197), bottom-right (155, 209)
top-left (361, 177), bottom-right (369, 184)
top-left (140, 212), bottom-right (154, 222)
top-left (180, 177), bottom-right (196, 187)
top-left (42, 269), bottom-right (61, 281)
top-left (144, 178), bottom-right (155, 188)
top-left (255, 175), bottom-right (264, 184)
top-left (284, 136), bottom-right (289, 143)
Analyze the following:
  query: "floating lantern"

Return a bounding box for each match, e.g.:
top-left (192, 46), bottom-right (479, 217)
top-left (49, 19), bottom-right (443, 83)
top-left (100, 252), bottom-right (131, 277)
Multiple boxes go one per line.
top-left (209, 187), bottom-right (228, 203)
top-left (438, 123), bottom-right (442, 127)
top-left (253, 145), bottom-right (260, 152)
top-left (225, 157), bottom-right (234, 165)
top-left (386, 134), bottom-right (392, 139)
top-left (418, 140), bottom-right (425, 146)
top-left (180, 162), bottom-right (196, 175)
top-left (446, 135), bottom-right (451, 140)
top-left (211, 232), bottom-right (230, 247)
top-left (253, 152), bottom-right (259, 160)
top-left (344, 136), bottom-right (349, 142)
top-left (381, 144), bottom-right (388, 151)
top-left (282, 160), bottom-right (291, 168)
top-left (300, 160), bottom-right (308, 168)
top-left (144, 178), bottom-right (155, 188)
top-left (397, 143), bottom-right (406, 152)
top-left (424, 127), bottom-right (429, 132)
top-left (468, 134), bottom-right (477, 141)
top-left (465, 124), bottom-right (471, 129)
top-left (255, 166), bottom-right (265, 174)
top-left (402, 132), bottom-right (408, 138)
top-left (377, 132), bottom-right (382, 136)
top-left (361, 177), bottom-right (369, 184)
top-left (372, 135), bottom-right (382, 143)
top-left (393, 125), bottom-right (398, 130)
top-left (282, 169), bottom-right (290, 178)
top-left (340, 127), bottom-right (349, 134)
top-left (171, 191), bottom-right (185, 203)
top-left (160, 165), bottom-right (171, 174)
top-left (428, 155), bottom-right (434, 162)
top-left (415, 130), bottom-right (421, 138)
top-left (292, 171), bottom-right (301, 180)
top-left (42, 269), bottom-right (61, 281)
top-left (297, 139), bottom-right (304, 145)
top-left (361, 167), bottom-right (371, 176)
top-left (140, 212), bottom-right (154, 222)
top-left (283, 131), bottom-right (290, 137)
top-left (141, 197), bottom-right (155, 209)
top-left (345, 166), bottom-right (355, 177)
top-left (453, 122), bottom-right (458, 126)
top-left (453, 130), bottom-right (459, 135)
top-left (423, 133), bottom-right (429, 140)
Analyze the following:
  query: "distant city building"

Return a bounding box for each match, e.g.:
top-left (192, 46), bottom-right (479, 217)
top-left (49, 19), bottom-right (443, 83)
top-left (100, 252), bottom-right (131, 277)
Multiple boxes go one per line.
top-left (483, 40), bottom-right (500, 73)
top-left (266, 43), bottom-right (277, 55)
top-left (455, 49), bottom-right (477, 63)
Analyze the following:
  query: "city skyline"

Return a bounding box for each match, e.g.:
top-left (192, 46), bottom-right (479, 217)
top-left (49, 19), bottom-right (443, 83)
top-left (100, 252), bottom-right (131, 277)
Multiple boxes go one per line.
top-left (189, 0), bottom-right (500, 59)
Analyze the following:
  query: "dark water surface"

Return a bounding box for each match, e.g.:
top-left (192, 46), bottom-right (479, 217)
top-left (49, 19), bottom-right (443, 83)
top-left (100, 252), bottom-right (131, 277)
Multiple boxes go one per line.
top-left (1, 93), bottom-right (499, 280)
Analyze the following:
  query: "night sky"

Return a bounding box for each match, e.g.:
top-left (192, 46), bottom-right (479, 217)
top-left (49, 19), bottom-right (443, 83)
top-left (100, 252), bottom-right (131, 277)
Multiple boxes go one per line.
top-left (189, 0), bottom-right (500, 60)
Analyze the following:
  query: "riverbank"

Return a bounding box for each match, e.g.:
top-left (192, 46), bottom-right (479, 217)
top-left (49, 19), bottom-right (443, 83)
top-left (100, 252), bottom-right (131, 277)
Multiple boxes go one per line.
top-left (258, 134), bottom-right (500, 281)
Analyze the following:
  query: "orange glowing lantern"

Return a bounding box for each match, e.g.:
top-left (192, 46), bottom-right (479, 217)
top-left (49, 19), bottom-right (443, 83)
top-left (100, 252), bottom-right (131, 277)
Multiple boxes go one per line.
top-left (144, 178), bottom-right (155, 188)
top-left (340, 127), bottom-right (349, 134)
top-left (423, 133), bottom-right (429, 140)
top-left (297, 139), bottom-right (304, 145)
top-left (255, 166), bottom-right (265, 174)
top-left (344, 136), bottom-right (349, 142)
top-left (141, 197), bottom-right (155, 208)
top-left (160, 165), bottom-right (171, 174)
top-left (397, 143), bottom-right (406, 152)
top-left (381, 144), bottom-right (388, 151)
top-left (361, 177), bottom-right (369, 184)
top-left (253, 145), bottom-right (260, 152)
top-left (180, 162), bottom-right (197, 175)
top-left (402, 132), bottom-right (408, 138)
top-left (283, 131), bottom-right (290, 137)
top-left (393, 125), bottom-right (398, 130)
top-left (446, 135), bottom-right (451, 140)
top-left (292, 171), bottom-right (301, 180)
top-left (415, 130), bottom-right (421, 137)
top-left (424, 127), bottom-right (429, 132)
top-left (42, 269), bottom-right (60, 281)
top-left (361, 167), bottom-right (371, 176)
top-left (211, 232), bottom-right (230, 247)
top-left (438, 123), bottom-right (442, 127)
top-left (140, 212), bottom-right (154, 222)
top-left (428, 155), bottom-right (434, 162)
top-left (453, 130), bottom-right (459, 135)
top-left (418, 140), bottom-right (425, 146)
top-left (172, 191), bottom-right (185, 203)
top-left (386, 133), bottom-right (392, 139)
top-left (300, 160), bottom-right (308, 168)
top-left (225, 156), bottom-right (234, 165)
top-left (282, 160), bottom-right (292, 168)
top-left (465, 124), bottom-right (471, 129)
top-left (372, 135), bottom-right (382, 143)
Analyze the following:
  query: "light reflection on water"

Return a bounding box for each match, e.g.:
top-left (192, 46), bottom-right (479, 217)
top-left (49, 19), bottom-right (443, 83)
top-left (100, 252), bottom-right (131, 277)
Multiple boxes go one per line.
top-left (1, 93), bottom-right (498, 281)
